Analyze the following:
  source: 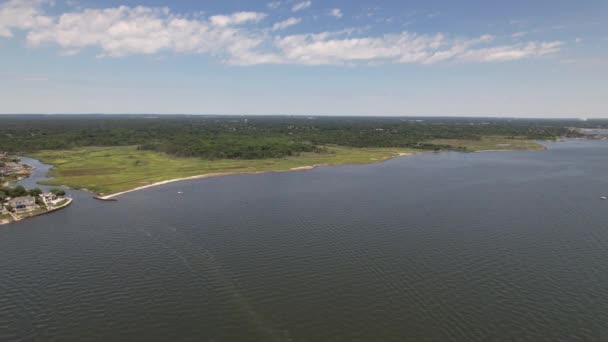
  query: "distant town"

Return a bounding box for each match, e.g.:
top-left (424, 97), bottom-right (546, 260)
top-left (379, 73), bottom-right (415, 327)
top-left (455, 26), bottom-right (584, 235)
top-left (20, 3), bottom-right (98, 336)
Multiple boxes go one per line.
top-left (1, 153), bottom-right (72, 225)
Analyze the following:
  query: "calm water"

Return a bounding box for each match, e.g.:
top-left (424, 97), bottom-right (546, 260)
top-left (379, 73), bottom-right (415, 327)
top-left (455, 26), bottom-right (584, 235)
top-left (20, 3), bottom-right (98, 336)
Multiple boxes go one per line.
top-left (2, 140), bottom-right (608, 341)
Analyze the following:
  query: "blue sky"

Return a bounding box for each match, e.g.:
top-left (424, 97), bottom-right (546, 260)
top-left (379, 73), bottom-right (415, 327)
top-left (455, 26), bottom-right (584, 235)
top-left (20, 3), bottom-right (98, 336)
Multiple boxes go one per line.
top-left (0, 0), bottom-right (606, 117)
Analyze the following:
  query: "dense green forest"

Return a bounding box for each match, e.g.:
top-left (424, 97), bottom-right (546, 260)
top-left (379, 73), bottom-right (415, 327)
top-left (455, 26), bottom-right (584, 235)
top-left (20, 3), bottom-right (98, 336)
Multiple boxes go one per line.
top-left (0, 115), bottom-right (586, 159)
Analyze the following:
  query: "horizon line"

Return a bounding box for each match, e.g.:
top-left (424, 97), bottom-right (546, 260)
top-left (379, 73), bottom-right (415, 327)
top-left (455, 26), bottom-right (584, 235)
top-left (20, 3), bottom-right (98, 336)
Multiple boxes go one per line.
top-left (0, 113), bottom-right (603, 120)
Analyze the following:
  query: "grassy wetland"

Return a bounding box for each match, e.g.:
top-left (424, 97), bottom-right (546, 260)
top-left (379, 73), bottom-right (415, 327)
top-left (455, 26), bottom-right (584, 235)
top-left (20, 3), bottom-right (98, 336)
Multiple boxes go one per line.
top-left (428, 136), bottom-right (545, 152)
top-left (32, 145), bottom-right (420, 195)
top-left (0, 115), bottom-right (581, 196)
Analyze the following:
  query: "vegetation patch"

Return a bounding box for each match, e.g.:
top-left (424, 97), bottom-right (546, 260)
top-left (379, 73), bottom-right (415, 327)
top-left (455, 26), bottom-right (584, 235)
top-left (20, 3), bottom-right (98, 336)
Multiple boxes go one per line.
top-left (3, 116), bottom-right (571, 196)
top-left (0, 115), bottom-right (578, 158)
top-left (32, 145), bottom-right (421, 195)
top-left (428, 137), bottom-right (545, 152)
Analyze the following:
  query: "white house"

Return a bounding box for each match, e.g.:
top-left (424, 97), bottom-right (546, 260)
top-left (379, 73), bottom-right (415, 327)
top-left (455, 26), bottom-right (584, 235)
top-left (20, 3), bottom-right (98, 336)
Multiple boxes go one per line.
top-left (8, 196), bottom-right (37, 212)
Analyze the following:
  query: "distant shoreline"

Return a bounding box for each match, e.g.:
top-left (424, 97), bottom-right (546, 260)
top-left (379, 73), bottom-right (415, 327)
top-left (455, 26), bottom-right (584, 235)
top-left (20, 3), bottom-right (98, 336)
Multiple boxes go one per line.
top-left (98, 144), bottom-right (553, 199)
top-left (96, 145), bottom-right (548, 199)
top-left (99, 171), bottom-right (268, 199)
top-left (98, 153), bottom-right (419, 199)
top-left (473, 145), bottom-right (548, 153)
top-left (99, 164), bottom-right (334, 199)
top-left (31, 140), bottom-right (553, 200)
top-left (62, 144), bottom-right (551, 199)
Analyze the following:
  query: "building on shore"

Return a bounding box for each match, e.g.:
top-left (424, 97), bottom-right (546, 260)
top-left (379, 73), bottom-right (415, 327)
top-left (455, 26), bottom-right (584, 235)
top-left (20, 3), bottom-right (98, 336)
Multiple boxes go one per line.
top-left (8, 196), bottom-right (37, 212)
top-left (41, 192), bottom-right (66, 206)
top-left (42, 192), bottom-right (57, 202)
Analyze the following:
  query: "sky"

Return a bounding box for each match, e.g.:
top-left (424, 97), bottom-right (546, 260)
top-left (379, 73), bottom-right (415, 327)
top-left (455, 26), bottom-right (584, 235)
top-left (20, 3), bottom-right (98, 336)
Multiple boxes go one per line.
top-left (0, 0), bottom-right (606, 117)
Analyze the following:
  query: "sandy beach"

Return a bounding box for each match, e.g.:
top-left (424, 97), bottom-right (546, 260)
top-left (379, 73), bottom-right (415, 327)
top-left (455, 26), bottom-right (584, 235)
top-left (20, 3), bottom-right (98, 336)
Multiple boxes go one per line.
top-left (91, 149), bottom-right (445, 200)
top-left (99, 172), bottom-right (249, 199)
top-left (98, 152), bottom-right (417, 199)
top-left (99, 165), bottom-right (325, 199)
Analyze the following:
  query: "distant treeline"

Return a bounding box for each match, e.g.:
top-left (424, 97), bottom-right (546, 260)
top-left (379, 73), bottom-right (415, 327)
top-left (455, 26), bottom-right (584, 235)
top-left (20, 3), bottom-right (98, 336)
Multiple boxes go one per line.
top-left (0, 115), bottom-right (584, 159)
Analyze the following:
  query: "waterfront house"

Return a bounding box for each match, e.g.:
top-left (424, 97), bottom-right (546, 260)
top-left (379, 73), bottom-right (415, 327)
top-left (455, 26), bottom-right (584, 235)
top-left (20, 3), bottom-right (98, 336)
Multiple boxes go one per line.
top-left (8, 196), bottom-right (37, 212)
top-left (42, 192), bottom-right (57, 201)
top-left (41, 192), bottom-right (64, 206)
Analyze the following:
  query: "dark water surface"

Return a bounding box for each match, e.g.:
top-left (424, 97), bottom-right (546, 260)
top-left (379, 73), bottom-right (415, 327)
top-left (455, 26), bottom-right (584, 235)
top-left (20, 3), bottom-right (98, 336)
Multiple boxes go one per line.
top-left (2, 140), bottom-right (608, 341)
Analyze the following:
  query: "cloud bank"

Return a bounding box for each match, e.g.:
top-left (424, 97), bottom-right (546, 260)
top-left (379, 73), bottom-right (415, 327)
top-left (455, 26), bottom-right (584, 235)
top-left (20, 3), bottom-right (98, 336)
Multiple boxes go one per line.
top-left (0, 0), bottom-right (563, 66)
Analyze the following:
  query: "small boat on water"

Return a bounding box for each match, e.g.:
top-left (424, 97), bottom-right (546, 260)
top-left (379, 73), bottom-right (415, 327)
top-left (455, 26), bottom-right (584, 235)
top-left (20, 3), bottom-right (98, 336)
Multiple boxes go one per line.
top-left (601, 197), bottom-right (607, 200)
top-left (178, 191), bottom-right (184, 195)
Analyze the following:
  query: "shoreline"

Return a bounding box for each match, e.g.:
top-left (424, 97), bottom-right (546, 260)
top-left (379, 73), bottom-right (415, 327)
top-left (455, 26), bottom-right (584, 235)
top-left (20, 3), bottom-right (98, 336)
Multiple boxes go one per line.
top-left (98, 164), bottom-right (330, 199)
top-left (98, 152), bottom-right (420, 199)
top-left (36, 143), bottom-right (551, 200)
top-left (473, 147), bottom-right (547, 153)
top-left (90, 146), bottom-right (545, 199)
top-left (0, 198), bottom-right (73, 226)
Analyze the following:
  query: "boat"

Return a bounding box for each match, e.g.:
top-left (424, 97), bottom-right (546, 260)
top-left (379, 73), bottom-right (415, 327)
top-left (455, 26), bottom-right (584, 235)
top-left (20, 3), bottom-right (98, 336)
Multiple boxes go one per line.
top-left (601, 197), bottom-right (607, 200)
top-left (178, 191), bottom-right (184, 195)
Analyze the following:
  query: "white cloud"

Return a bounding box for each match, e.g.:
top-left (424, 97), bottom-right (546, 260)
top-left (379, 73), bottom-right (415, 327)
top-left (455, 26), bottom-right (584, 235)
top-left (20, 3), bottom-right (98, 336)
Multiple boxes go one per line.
top-left (457, 41), bottom-right (562, 63)
top-left (421, 34), bottom-right (494, 64)
top-left (0, 0), bottom-right (52, 37)
top-left (329, 8), bottom-right (342, 19)
top-left (292, 1), bottom-right (311, 13)
top-left (25, 6), bottom-right (267, 58)
top-left (27, 6), bottom-right (175, 56)
top-left (209, 11), bottom-right (266, 27)
top-left (272, 32), bottom-right (561, 66)
top-left (1, 2), bottom-right (564, 66)
top-left (272, 17), bottom-right (301, 31)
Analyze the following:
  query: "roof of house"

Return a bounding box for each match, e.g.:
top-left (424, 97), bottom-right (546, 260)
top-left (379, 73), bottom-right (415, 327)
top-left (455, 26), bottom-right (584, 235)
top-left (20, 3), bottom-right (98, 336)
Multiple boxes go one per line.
top-left (9, 196), bottom-right (35, 204)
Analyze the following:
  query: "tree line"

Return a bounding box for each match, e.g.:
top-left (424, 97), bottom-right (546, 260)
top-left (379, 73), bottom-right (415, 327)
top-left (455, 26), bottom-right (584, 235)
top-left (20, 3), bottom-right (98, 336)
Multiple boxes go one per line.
top-left (0, 115), bottom-right (585, 159)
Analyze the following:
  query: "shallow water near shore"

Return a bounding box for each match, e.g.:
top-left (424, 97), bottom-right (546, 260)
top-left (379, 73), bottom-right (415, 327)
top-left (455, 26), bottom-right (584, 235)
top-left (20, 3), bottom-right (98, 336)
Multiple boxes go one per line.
top-left (2, 139), bottom-right (608, 341)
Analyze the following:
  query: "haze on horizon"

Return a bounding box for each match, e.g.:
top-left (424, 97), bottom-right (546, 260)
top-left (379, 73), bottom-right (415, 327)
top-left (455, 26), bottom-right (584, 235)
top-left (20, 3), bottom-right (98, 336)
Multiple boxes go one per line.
top-left (0, 0), bottom-right (606, 118)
